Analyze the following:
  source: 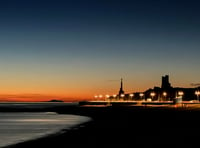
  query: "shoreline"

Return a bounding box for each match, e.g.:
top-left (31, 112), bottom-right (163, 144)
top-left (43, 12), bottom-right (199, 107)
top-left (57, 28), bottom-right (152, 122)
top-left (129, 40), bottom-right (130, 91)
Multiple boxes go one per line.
top-left (3, 104), bottom-right (200, 147)
top-left (5, 120), bottom-right (93, 148)
top-left (0, 112), bottom-right (91, 148)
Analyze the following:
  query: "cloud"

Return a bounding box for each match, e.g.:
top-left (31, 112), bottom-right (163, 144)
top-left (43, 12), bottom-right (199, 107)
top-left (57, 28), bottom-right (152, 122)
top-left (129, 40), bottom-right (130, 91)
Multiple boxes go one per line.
top-left (190, 83), bottom-right (200, 87)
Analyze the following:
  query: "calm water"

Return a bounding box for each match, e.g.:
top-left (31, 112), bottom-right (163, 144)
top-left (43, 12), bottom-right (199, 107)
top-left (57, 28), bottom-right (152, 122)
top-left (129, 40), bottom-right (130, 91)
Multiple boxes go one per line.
top-left (0, 112), bottom-right (91, 147)
top-left (0, 102), bottom-right (78, 109)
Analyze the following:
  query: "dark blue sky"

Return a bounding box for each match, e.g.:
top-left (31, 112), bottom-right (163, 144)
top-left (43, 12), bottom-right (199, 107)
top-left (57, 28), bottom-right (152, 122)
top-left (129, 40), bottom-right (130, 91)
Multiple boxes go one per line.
top-left (0, 0), bottom-right (200, 99)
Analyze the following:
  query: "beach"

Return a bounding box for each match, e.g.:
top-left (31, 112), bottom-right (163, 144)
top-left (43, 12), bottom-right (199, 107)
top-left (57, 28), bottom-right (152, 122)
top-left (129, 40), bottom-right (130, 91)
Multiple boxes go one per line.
top-left (3, 104), bottom-right (200, 148)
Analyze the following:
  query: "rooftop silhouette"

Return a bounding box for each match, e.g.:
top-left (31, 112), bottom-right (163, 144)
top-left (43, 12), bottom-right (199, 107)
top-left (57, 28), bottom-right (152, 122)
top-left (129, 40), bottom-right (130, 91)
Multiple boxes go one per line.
top-left (104, 75), bottom-right (200, 102)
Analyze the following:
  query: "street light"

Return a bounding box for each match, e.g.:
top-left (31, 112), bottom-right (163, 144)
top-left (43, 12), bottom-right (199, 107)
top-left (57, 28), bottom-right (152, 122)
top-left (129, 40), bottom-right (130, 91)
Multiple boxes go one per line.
top-left (177, 91), bottom-right (184, 102)
top-left (195, 90), bottom-right (200, 101)
top-left (163, 92), bottom-right (167, 101)
top-left (150, 92), bottom-right (156, 100)
top-left (129, 94), bottom-right (134, 100)
top-left (105, 95), bottom-right (110, 99)
top-left (139, 93), bottom-right (144, 100)
top-left (99, 95), bottom-right (103, 100)
top-left (113, 94), bottom-right (117, 100)
top-left (94, 95), bottom-right (98, 100)
top-left (178, 91), bottom-right (184, 97)
top-left (105, 94), bottom-right (110, 105)
top-left (120, 94), bottom-right (125, 100)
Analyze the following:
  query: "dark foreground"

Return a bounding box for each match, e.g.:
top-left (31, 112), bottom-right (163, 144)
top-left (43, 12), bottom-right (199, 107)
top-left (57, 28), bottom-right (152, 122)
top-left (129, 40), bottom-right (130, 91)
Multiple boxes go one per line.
top-left (4, 105), bottom-right (200, 148)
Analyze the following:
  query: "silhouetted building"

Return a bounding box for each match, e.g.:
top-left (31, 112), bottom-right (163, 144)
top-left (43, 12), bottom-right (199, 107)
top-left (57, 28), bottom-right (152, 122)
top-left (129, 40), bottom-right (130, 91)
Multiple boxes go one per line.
top-left (118, 78), bottom-right (125, 98)
top-left (110, 75), bottom-right (200, 101)
top-left (144, 75), bottom-right (199, 101)
top-left (161, 75), bottom-right (171, 89)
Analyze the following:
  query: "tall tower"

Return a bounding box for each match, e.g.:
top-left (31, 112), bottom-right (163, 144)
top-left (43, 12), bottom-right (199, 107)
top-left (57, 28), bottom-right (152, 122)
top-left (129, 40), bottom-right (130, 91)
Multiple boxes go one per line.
top-left (118, 78), bottom-right (125, 97)
top-left (161, 75), bottom-right (171, 89)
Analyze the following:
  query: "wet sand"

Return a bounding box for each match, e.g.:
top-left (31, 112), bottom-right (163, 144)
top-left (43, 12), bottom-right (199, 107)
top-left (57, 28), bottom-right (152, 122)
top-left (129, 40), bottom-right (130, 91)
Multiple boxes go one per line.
top-left (4, 105), bottom-right (200, 148)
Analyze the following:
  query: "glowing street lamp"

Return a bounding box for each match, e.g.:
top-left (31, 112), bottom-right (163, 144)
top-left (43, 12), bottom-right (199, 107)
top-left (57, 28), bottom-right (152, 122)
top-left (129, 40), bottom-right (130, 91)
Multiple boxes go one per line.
top-left (105, 94), bottom-right (110, 103)
top-left (105, 95), bottom-right (110, 101)
top-left (129, 94), bottom-right (134, 100)
top-left (139, 93), bottom-right (144, 100)
top-left (129, 94), bottom-right (134, 97)
top-left (120, 94), bottom-right (125, 99)
top-left (113, 94), bottom-right (117, 98)
top-left (105, 95), bottom-right (110, 98)
top-left (178, 91), bottom-right (184, 97)
top-left (195, 90), bottom-right (200, 101)
top-left (99, 95), bottom-right (103, 100)
top-left (150, 92), bottom-right (156, 100)
top-left (94, 95), bottom-right (98, 100)
top-left (112, 94), bottom-right (117, 101)
top-left (163, 92), bottom-right (167, 100)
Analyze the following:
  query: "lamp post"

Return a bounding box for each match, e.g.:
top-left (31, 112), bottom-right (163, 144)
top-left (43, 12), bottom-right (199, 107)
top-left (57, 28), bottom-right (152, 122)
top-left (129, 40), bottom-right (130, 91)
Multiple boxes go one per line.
top-left (120, 94), bottom-right (125, 101)
top-left (113, 94), bottom-right (117, 101)
top-left (178, 91), bottom-right (184, 98)
top-left (99, 95), bottom-right (103, 100)
top-left (195, 90), bottom-right (200, 101)
top-left (176, 91), bottom-right (183, 102)
top-left (163, 92), bottom-right (167, 101)
top-left (176, 91), bottom-right (184, 104)
top-left (105, 94), bottom-right (110, 105)
top-left (105, 95), bottom-right (110, 100)
top-left (129, 94), bottom-right (134, 100)
top-left (139, 93), bottom-right (144, 100)
top-left (150, 92), bottom-right (155, 101)
top-left (94, 95), bottom-right (98, 100)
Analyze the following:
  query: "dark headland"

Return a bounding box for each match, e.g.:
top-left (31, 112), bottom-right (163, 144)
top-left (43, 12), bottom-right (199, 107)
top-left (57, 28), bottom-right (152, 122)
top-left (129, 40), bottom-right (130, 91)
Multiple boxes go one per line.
top-left (4, 103), bottom-right (200, 148)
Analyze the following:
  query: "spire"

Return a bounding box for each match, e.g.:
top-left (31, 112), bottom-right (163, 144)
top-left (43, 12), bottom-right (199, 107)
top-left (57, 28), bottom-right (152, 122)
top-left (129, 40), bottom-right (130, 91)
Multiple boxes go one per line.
top-left (120, 78), bottom-right (123, 91)
top-left (119, 78), bottom-right (124, 97)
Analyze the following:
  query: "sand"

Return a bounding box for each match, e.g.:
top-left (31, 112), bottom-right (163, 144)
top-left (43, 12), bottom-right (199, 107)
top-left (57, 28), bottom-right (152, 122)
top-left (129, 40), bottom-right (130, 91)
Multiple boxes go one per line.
top-left (4, 105), bottom-right (200, 148)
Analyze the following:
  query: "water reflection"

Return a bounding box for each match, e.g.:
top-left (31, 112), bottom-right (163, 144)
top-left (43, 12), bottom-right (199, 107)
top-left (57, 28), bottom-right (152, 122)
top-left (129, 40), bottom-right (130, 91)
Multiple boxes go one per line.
top-left (0, 112), bottom-right (91, 147)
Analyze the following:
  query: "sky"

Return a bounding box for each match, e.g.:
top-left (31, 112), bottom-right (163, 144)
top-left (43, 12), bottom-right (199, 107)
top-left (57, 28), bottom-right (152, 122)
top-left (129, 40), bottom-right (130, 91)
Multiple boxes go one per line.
top-left (0, 0), bottom-right (200, 101)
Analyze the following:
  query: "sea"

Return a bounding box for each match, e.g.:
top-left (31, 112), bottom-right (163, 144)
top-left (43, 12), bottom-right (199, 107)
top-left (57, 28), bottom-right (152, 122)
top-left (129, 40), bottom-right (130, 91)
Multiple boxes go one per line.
top-left (0, 102), bottom-right (91, 148)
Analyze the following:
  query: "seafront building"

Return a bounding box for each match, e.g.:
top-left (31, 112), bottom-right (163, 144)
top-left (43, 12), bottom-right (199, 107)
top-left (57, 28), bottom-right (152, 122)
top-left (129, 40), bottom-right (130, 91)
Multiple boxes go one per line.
top-left (107, 75), bottom-right (200, 101)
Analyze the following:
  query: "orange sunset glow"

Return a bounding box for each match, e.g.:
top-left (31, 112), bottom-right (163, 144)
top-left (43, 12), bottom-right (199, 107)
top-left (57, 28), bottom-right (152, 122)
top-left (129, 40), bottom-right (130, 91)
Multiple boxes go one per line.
top-left (0, 0), bottom-right (199, 102)
top-left (0, 73), bottom-right (195, 102)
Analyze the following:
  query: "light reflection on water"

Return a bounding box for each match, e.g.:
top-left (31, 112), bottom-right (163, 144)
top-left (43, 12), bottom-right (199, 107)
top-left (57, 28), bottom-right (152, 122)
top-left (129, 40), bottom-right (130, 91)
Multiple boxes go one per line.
top-left (0, 112), bottom-right (91, 147)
